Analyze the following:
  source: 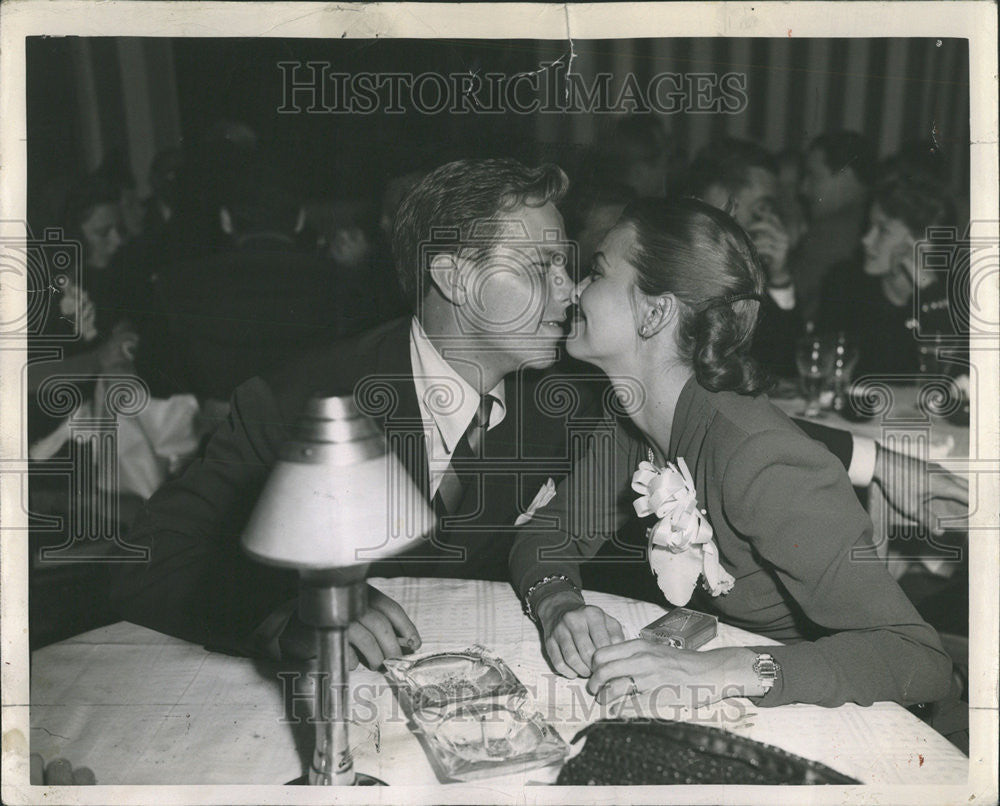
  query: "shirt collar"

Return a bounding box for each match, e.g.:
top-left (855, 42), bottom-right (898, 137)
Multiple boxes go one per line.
top-left (409, 318), bottom-right (507, 453)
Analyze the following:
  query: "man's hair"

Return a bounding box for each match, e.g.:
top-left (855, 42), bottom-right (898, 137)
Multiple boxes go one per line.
top-left (391, 158), bottom-right (569, 309)
top-left (685, 138), bottom-right (778, 198)
top-left (808, 130), bottom-right (877, 187)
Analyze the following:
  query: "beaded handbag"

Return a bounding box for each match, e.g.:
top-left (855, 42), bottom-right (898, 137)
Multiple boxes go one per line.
top-left (555, 718), bottom-right (859, 785)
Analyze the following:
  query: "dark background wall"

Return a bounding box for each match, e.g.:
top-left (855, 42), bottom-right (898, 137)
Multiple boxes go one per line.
top-left (27, 36), bottom-right (970, 226)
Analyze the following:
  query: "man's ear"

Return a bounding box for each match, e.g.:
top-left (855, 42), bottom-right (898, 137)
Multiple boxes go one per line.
top-left (294, 206), bottom-right (307, 235)
top-left (219, 207), bottom-right (234, 235)
top-left (638, 294), bottom-right (676, 338)
top-left (428, 253), bottom-right (467, 305)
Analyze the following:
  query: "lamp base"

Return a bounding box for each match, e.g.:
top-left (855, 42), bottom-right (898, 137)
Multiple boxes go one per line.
top-left (286, 772), bottom-right (387, 786)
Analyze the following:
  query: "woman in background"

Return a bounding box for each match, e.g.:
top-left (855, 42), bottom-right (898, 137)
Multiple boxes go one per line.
top-left (814, 163), bottom-right (959, 377)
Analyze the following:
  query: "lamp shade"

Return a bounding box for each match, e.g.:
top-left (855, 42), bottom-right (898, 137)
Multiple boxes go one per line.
top-left (241, 393), bottom-right (435, 571)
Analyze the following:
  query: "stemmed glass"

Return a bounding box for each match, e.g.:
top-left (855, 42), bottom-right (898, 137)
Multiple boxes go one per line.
top-left (795, 334), bottom-right (837, 418)
top-left (830, 332), bottom-right (859, 414)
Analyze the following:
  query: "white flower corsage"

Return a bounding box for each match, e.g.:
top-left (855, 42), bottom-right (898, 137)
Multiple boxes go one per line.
top-left (632, 456), bottom-right (735, 607)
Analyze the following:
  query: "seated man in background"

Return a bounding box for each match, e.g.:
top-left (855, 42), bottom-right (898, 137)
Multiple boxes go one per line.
top-left (791, 130), bottom-right (877, 322)
top-left (307, 196), bottom-right (408, 336)
top-left (686, 138), bottom-right (803, 377)
top-left (150, 153), bottom-right (350, 404)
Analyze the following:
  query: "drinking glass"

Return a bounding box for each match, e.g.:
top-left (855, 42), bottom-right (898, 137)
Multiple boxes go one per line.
top-left (795, 334), bottom-right (836, 418)
top-left (830, 332), bottom-right (859, 414)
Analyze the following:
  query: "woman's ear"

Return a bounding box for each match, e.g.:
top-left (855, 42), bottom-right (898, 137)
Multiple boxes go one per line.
top-left (638, 294), bottom-right (675, 339)
top-left (428, 253), bottom-right (468, 305)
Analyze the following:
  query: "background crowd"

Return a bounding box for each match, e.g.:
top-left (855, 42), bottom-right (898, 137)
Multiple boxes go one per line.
top-left (26, 116), bottom-right (970, 655)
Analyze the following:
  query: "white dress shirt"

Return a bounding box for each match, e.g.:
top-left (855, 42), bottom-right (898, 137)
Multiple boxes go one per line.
top-left (409, 318), bottom-right (506, 496)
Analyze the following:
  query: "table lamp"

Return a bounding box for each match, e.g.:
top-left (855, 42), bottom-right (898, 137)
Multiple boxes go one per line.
top-left (241, 393), bottom-right (435, 785)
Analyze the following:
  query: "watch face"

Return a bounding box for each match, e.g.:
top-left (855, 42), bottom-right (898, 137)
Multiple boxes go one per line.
top-left (754, 654), bottom-right (780, 684)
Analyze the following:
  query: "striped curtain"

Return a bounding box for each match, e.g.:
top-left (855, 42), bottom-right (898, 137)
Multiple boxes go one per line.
top-left (66, 38), bottom-right (183, 196)
top-left (535, 37), bottom-right (970, 194)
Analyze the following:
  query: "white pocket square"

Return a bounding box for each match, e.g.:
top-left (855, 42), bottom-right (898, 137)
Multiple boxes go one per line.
top-left (514, 478), bottom-right (557, 526)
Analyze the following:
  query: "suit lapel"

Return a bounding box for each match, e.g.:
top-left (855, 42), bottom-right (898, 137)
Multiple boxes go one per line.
top-left (364, 319), bottom-right (431, 501)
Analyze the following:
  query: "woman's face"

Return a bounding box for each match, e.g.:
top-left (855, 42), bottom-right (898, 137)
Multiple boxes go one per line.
top-left (567, 222), bottom-right (642, 371)
top-left (862, 203), bottom-right (913, 277)
top-left (80, 203), bottom-right (124, 269)
top-left (862, 203), bottom-right (917, 305)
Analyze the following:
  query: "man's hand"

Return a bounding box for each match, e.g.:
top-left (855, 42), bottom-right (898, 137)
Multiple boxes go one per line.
top-left (746, 212), bottom-right (792, 287)
top-left (30, 754), bottom-right (96, 785)
top-left (537, 589), bottom-right (625, 678)
top-left (279, 585), bottom-right (421, 669)
top-left (874, 443), bottom-right (969, 535)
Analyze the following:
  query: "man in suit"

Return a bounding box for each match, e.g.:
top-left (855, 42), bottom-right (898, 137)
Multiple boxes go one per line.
top-left (111, 157), bottom-right (957, 669)
top-left (112, 158), bottom-right (585, 666)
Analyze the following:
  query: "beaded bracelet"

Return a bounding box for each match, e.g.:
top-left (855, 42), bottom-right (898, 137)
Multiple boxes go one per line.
top-left (522, 574), bottom-right (580, 622)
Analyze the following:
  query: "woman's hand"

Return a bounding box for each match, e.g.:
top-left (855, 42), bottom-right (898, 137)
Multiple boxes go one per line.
top-left (588, 642), bottom-right (762, 709)
top-left (536, 591), bottom-right (625, 678)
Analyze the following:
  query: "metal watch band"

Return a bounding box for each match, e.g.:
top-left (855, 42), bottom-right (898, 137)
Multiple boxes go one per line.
top-left (522, 574), bottom-right (579, 622)
top-left (753, 652), bottom-right (781, 691)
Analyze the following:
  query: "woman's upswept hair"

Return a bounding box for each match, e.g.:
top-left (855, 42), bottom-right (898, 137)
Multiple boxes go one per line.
top-left (619, 197), bottom-right (769, 395)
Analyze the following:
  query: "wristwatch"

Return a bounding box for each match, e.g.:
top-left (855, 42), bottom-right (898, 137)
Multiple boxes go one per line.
top-left (753, 653), bottom-right (781, 692)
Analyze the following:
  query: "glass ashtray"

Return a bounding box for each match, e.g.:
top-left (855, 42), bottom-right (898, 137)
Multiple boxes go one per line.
top-left (435, 703), bottom-right (546, 762)
top-left (384, 646), bottom-right (525, 708)
top-left (421, 702), bottom-right (569, 782)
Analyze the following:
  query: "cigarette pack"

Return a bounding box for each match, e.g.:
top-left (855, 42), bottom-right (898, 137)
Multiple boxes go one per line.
top-left (639, 607), bottom-right (718, 650)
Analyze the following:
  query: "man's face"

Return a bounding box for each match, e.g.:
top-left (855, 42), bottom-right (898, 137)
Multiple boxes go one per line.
top-left (701, 167), bottom-right (778, 230)
top-left (800, 147), bottom-right (859, 219)
top-left (455, 201), bottom-right (574, 369)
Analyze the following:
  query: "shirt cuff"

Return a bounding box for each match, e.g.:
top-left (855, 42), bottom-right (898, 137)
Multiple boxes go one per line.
top-left (848, 436), bottom-right (878, 487)
top-left (766, 284), bottom-right (796, 310)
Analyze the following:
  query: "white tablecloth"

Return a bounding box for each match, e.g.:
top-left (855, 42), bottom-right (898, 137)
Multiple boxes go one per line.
top-left (30, 577), bottom-right (968, 786)
top-left (771, 384), bottom-right (970, 461)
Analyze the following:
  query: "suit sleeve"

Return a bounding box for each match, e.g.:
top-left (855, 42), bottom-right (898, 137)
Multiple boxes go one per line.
top-left (751, 295), bottom-right (803, 378)
top-left (110, 376), bottom-right (299, 652)
top-left (721, 430), bottom-right (952, 707)
top-left (509, 419), bottom-right (637, 603)
top-left (790, 417), bottom-right (854, 471)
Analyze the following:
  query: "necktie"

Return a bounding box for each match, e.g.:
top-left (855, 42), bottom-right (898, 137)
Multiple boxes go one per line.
top-left (433, 394), bottom-right (493, 515)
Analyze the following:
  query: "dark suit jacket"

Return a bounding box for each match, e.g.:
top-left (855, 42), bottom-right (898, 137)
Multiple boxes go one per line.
top-left (111, 318), bottom-right (596, 650)
top-left (111, 317), bottom-right (857, 653)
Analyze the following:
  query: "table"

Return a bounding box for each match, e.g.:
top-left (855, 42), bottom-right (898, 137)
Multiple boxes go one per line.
top-left (30, 577), bottom-right (968, 787)
top-left (771, 383), bottom-right (970, 461)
